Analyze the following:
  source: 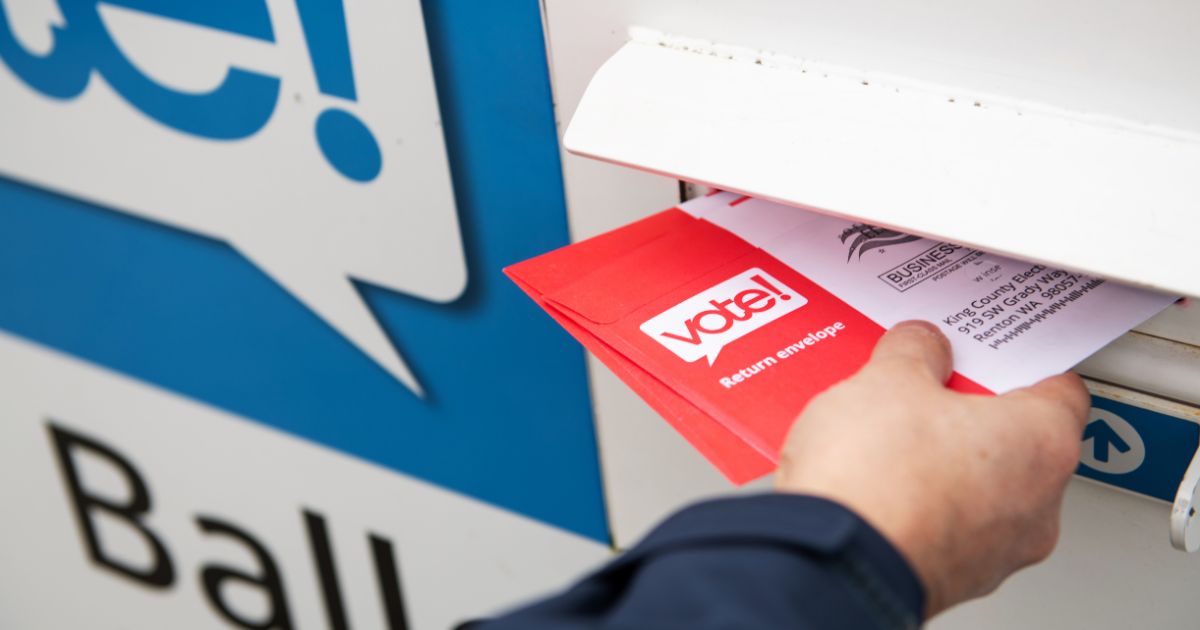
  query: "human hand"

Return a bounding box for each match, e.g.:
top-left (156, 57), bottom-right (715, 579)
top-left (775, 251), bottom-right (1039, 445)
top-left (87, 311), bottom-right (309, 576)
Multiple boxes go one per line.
top-left (775, 320), bottom-right (1090, 619)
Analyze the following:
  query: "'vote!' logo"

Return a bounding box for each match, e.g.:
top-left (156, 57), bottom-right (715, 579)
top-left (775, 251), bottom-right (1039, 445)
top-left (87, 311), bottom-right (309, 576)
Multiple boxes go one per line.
top-left (640, 269), bottom-right (807, 365)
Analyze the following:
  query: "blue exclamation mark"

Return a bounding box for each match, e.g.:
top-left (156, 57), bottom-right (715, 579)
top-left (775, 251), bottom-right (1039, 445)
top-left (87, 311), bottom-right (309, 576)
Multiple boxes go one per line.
top-left (295, 0), bottom-right (382, 182)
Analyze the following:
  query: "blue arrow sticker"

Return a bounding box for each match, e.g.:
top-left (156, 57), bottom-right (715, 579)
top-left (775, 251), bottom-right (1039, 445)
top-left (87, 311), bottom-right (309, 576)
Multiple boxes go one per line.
top-left (1082, 419), bottom-right (1132, 463)
top-left (1076, 396), bottom-right (1199, 502)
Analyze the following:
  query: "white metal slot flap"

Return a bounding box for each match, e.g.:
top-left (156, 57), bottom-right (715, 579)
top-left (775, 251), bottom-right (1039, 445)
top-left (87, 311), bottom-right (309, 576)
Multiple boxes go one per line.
top-left (564, 31), bottom-right (1200, 299)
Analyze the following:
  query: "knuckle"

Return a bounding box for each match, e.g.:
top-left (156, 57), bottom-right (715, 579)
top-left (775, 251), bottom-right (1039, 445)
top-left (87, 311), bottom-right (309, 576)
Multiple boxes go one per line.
top-left (1026, 423), bottom-right (1081, 481)
top-left (1048, 378), bottom-right (1092, 421)
top-left (1026, 398), bottom-right (1087, 444)
top-left (1040, 424), bottom-right (1083, 475)
top-left (1050, 438), bottom-right (1083, 478)
top-left (1038, 395), bottom-right (1079, 421)
top-left (1072, 387), bottom-right (1093, 416)
top-left (864, 355), bottom-right (940, 386)
top-left (1029, 522), bottom-right (1060, 562)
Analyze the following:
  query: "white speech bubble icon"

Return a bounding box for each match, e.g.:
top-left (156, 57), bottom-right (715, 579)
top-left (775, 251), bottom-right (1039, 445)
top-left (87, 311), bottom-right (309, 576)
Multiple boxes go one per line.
top-left (641, 268), bottom-right (807, 366)
top-left (0, 0), bottom-right (465, 396)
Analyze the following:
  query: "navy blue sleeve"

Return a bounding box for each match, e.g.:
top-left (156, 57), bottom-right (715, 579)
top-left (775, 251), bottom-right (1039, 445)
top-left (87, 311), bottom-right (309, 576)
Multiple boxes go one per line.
top-left (470, 494), bottom-right (925, 630)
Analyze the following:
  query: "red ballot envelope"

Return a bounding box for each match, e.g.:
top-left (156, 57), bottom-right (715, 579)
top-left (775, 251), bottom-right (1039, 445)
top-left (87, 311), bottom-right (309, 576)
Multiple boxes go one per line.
top-left (506, 193), bottom-right (1174, 484)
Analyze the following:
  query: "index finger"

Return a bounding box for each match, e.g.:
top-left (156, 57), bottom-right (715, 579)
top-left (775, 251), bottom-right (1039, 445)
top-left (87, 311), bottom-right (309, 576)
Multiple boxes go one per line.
top-left (861, 320), bottom-right (953, 385)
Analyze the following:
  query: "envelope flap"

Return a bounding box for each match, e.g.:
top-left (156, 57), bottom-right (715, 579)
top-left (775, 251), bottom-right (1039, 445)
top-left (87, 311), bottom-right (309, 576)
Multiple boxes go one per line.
top-left (506, 208), bottom-right (694, 295)
top-left (543, 213), bottom-right (756, 325)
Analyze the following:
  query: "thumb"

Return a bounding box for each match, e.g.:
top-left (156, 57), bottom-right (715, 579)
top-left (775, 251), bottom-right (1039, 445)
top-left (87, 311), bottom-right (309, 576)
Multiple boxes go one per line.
top-left (864, 321), bottom-right (953, 385)
top-left (1005, 372), bottom-right (1092, 431)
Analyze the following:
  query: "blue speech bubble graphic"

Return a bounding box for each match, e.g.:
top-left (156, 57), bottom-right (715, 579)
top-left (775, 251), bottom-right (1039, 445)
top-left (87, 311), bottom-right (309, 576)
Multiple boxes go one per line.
top-left (0, 0), bottom-right (458, 393)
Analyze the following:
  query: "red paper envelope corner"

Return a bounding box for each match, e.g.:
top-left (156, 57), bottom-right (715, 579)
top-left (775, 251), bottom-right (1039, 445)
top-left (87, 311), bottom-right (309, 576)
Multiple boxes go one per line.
top-left (506, 210), bottom-right (776, 483)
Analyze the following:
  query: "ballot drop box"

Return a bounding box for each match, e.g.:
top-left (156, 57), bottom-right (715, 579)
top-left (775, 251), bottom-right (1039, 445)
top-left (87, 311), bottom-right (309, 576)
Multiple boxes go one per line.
top-left (541, 1), bottom-right (1200, 627)
top-left (0, 1), bottom-right (1198, 628)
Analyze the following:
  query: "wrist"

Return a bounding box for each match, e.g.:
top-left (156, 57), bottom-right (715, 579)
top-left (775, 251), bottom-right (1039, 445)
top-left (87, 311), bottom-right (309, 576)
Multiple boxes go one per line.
top-left (775, 473), bottom-right (947, 619)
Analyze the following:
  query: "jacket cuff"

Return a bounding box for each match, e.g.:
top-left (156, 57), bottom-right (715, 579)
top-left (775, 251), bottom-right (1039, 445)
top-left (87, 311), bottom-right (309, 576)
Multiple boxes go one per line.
top-left (616, 493), bottom-right (926, 622)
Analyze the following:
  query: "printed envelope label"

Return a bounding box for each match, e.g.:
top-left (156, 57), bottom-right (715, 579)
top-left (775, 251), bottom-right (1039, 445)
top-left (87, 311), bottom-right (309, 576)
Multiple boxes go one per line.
top-left (639, 268), bottom-right (807, 365)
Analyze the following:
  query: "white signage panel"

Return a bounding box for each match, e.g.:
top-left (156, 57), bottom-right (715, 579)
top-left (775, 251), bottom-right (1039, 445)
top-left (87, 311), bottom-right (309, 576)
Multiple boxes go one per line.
top-left (0, 333), bottom-right (610, 629)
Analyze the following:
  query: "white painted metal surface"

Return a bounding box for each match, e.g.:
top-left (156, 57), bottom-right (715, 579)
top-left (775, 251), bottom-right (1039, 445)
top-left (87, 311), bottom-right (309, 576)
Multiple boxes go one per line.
top-left (1077, 332), bottom-right (1200, 406)
top-left (1137, 300), bottom-right (1200, 348)
top-left (565, 33), bottom-right (1200, 301)
top-left (932, 479), bottom-right (1200, 629)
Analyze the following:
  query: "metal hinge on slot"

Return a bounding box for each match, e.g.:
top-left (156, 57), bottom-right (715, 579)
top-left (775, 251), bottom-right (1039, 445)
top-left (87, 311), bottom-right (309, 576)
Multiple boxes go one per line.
top-left (1171, 446), bottom-right (1200, 551)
